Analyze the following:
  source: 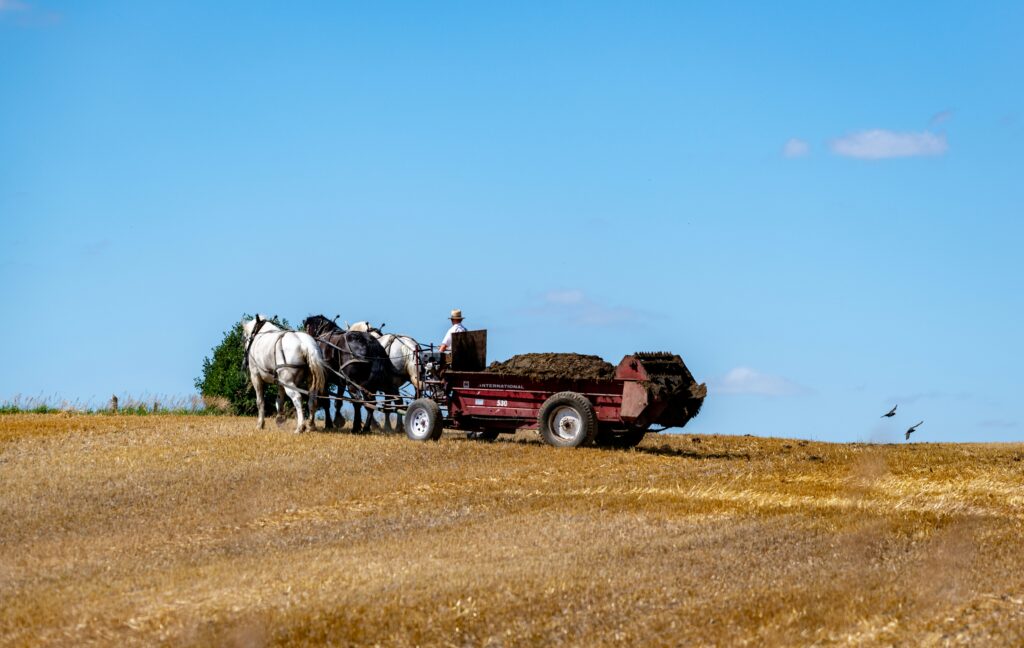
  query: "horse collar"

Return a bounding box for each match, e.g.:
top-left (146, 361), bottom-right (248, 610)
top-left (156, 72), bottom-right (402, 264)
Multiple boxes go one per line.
top-left (242, 318), bottom-right (269, 370)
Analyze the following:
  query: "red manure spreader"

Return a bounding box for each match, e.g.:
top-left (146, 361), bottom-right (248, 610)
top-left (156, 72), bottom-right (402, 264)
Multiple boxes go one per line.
top-left (403, 330), bottom-right (707, 448)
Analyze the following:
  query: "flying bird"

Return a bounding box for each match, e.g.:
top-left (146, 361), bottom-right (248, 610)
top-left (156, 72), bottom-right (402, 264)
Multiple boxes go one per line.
top-left (881, 405), bottom-right (898, 418)
top-left (905, 421), bottom-right (923, 440)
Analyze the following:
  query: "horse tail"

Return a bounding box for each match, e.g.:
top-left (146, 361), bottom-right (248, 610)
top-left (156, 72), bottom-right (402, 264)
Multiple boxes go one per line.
top-left (301, 335), bottom-right (327, 393)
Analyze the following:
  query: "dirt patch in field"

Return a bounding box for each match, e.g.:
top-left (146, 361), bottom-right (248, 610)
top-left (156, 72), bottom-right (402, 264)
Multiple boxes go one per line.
top-left (486, 353), bottom-right (616, 380)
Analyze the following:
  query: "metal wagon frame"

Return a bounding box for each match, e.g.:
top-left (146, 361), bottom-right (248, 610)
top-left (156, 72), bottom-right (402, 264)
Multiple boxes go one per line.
top-left (403, 330), bottom-right (707, 448)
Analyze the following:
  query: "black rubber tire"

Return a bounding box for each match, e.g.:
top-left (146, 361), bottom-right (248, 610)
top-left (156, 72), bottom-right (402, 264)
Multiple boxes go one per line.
top-left (404, 398), bottom-right (443, 441)
top-left (595, 425), bottom-right (648, 449)
top-left (537, 392), bottom-right (598, 448)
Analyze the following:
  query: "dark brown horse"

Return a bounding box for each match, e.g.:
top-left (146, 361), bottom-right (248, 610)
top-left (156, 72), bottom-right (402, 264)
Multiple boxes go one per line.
top-left (302, 315), bottom-right (401, 433)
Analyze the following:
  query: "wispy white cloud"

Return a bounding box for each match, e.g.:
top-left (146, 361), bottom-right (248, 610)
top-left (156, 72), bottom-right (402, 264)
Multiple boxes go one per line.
top-left (543, 289), bottom-right (585, 305)
top-left (930, 110), bottom-right (954, 126)
top-left (782, 138), bottom-right (810, 158)
top-left (0, 1), bottom-right (60, 25)
top-left (711, 367), bottom-right (809, 397)
top-left (831, 129), bottom-right (947, 159)
top-left (526, 290), bottom-right (655, 327)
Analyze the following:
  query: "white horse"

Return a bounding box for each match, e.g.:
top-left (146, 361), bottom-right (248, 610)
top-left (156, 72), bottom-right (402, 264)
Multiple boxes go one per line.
top-left (348, 321), bottom-right (422, 391)
top-left (242, 315), bottom-right (328, 433)
top-left (348, 321), bottom-right (422, 429)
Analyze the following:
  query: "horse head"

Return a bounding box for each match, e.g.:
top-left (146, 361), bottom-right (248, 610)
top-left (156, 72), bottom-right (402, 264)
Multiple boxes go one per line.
top-left (302, 314), bottom-right (340, 339)
top-left (241, 314), bottom-right (268, 370)
top-left (241, 314), bottom-right (264, 340)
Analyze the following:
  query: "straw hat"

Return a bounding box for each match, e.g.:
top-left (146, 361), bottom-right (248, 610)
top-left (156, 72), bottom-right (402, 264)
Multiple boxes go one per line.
top-left (449, 309), bottom-right (464, 321)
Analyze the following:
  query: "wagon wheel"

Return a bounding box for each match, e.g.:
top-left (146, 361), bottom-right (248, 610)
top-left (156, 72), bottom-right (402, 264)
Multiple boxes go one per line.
top-left (595, 425), bottom-right (648, 449)
top-left (404, 398), bottom-right (443, 441)
top-left (537, 392), bottom-right (597, 448)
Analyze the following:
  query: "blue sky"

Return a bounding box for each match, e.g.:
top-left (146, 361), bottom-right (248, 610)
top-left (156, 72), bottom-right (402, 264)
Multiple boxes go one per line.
top-left (2, 1), bottom-right (1022, 442)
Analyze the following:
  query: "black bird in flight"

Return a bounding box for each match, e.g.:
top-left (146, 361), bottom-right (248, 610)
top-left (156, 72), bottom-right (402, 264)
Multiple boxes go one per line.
top-left (905, 421), bottom-right (923, 440)
top-left (882, 405), bottom-right (898, 418)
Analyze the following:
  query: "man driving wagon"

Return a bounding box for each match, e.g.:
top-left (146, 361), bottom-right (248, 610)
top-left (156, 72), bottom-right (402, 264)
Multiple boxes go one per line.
top-left (437, 308), bottom-right (466, 354)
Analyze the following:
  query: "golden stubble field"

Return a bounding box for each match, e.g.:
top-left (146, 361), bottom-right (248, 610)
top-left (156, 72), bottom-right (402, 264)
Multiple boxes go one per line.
top-left (1, 414), bottom-right (1022, 647)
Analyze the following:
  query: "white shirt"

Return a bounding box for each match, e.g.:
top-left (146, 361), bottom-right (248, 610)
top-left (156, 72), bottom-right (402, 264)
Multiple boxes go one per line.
top-left (441, 322), bottom-right (466, 348)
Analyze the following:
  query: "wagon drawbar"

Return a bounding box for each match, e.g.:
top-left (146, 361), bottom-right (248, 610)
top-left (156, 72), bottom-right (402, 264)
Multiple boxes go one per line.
top-left (403, 330), bottom-right (707, 448)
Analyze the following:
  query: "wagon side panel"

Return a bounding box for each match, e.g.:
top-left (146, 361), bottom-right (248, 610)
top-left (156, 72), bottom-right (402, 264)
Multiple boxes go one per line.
top-left (446, 372), bottom-right (625, 430)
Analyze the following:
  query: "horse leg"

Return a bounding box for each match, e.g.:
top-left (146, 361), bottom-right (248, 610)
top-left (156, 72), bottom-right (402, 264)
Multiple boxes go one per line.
top-left (379, 384), bottom-right (397, 433)
top-left (361, 391), bottom-right (378, 434)
top-left (368, 397), bottom-right (385, 432)
top-left (321, 389), bottom-right (333, 430)
top-left (334, 388), bottom-right (345, 430)
top-left (382, 393), bottom-right (395, 434)
top-left (275, 385), bottom-right (287, 427)
top-left (306, 380), bottom-right (318, 432)
top-left (282, 385), bottom-right (305, 433)
top-left (393, 376), bottom-right (409, 432)
top-left (253, 374), bottom-right (266, 430)
top-left (373, 410), bottom-right (382, 433)
top-left (351, 390), bottom-right (363, 434)
top-left (391, 387), bottom-right (404, 432)
top-left (367, 398), bottom-right (383, 433)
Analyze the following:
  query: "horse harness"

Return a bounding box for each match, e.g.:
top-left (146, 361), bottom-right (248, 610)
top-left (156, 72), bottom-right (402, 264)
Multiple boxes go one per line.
top-left (379, 333), bottom-right (418, 358)
top-left (318, 331), bottom-right (372, 373)
top-left (307, 326), bottom-right (380, 400)
top-left (242, 318), bottom-right (401, 408)
top-left (241, 317), bottom-right (268, 371)
top-left (243, 319), bottom-right (313, 378)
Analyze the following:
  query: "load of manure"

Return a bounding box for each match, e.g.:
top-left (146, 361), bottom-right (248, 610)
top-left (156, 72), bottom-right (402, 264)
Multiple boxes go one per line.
top-left (485, 353), bottom-right (616, 380)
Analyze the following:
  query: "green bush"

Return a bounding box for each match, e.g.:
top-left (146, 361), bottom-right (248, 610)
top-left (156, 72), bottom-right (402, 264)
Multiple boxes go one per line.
top-left (195, 314), bottom-right (291, 416)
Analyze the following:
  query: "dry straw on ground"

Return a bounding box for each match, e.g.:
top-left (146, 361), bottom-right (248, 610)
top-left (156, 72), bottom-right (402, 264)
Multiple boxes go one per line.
top-left (1, 414), bottom-right (1022, 646)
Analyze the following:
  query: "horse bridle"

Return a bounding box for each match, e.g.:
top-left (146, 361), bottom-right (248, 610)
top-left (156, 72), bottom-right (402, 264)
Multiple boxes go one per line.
top-left (241, 317), bottom-right (269, 370)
